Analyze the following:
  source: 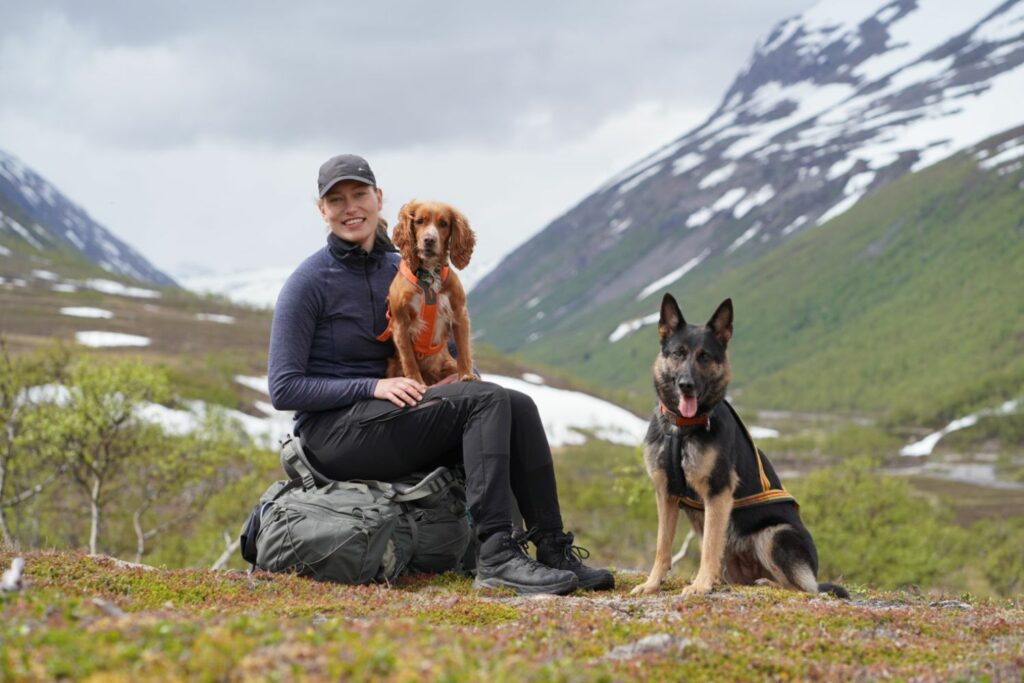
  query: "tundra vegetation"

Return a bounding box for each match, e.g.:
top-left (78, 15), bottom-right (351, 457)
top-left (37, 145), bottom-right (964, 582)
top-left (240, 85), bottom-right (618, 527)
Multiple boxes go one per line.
top-left (1, 340), bottom-right (1023, 680)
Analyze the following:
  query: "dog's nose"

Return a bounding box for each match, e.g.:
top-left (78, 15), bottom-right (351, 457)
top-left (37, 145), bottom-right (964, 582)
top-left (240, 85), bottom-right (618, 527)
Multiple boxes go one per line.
top-left (423, 235), bottom-right (437, 246)
top-left (678, 381), bottom-right (696, 396)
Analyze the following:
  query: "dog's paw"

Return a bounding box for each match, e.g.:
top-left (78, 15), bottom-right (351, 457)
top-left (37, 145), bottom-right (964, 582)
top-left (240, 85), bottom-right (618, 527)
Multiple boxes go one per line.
top-left (630, 581), bottom-right (662, 596)
top-left (459, 373), bottom-right (478, 382)
top-left (680, 581), bottom-right (714, 598)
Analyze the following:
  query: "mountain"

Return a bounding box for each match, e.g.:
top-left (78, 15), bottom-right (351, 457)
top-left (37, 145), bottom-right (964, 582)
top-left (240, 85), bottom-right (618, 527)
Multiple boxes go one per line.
top-left (0, 148), bottom-right (176, 287)
top-left (469, 0), bottom-right (1024, 421)
top-left (478, 127), bottom-right (1024, 423)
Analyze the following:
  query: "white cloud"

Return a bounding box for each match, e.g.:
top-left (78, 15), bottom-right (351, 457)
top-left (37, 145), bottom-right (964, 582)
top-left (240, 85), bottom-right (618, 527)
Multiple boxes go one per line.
top-left (0, 1), bottom-right (814, 275)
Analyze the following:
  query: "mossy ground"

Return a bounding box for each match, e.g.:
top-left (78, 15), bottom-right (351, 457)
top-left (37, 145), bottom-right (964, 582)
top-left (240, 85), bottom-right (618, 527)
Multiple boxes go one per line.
top-left (2, 548), bottom-right (1022, 682)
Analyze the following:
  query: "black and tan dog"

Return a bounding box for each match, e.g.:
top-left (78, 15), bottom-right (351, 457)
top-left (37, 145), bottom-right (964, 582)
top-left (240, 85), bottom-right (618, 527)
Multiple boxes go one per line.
top-left (631, 294), bottom-right (847, 598)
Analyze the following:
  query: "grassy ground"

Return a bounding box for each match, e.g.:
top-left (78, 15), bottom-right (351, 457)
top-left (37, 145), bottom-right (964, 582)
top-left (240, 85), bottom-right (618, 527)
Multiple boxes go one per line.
top-left (2, 548), bottom-right (1022, 682)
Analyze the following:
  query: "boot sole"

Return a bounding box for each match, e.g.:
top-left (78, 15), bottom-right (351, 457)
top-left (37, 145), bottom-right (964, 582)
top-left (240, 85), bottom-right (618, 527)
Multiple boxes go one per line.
top-left (578, 573), bottom-right (615, 591)
top-left (473, 575), bottom-right (578, 596)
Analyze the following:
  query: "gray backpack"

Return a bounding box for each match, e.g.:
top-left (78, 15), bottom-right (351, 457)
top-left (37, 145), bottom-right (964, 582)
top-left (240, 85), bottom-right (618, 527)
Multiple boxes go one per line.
top-left (239, 435), bottom-right (472, 584)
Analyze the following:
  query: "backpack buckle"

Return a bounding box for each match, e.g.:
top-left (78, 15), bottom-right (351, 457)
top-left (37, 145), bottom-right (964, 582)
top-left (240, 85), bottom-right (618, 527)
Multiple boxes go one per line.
top-left (280, 435), bottom-right (326, 491)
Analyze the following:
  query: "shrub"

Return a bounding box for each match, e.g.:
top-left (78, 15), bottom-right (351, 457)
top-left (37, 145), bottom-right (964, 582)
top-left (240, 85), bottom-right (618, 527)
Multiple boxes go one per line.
top-left (792, 457), bottom-right (966, 589)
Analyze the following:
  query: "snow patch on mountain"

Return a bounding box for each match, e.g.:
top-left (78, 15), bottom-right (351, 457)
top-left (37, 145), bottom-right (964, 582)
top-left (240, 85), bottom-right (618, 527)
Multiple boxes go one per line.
top-left (637, 248), bottom-right (712, 301)
top-left (609, 217), bottom-right (634, 235)
top-left (712, 188), bottom-right (747, 212)
top-left (609, 312), bottom-right (660, 343)
top-left (233, 373), bottom-right (651, 448)
top-left (978, 136), bottom-right (1024, 169)
top-left (686, 207), bottom-right (714, 228)
top-left (75, 331), bottom-right (151, 348)
top-left (85, 279), bottom-right (161, 299)
top-left (782, 215), bottom-right (809, 235)
top-left (900, 399), bottom-right (1020, 456)
top-left (733, 186), bottom-right (776, 219)
top-left (827, 156), bottom-right (859, 180)
top-left (61, 307), bottom-right (114, 319)
top-left (482, 374), bottom-right (648, 447)
top-left (727, 223), bottom-right (764, 254)
top-left (195, 313), bottom-right (235, 324)
top-left (672, 153), bottom-right (705, 176)
top-left (699, 164), bottom-right (737, 189)
top-left (3, 216), bottom-right (44, 250)
top-left (818, 192), bottom-right (864, 225)
top-left (618, 164), bottom-right (664, 194)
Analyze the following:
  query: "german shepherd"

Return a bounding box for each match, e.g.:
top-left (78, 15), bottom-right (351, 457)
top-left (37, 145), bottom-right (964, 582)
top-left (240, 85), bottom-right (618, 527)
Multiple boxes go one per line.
top-left (631, 294), bottom-right (848, 598)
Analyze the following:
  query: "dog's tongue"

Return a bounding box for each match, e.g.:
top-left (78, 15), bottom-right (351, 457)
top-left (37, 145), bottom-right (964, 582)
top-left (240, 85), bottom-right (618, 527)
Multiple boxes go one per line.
top-left (678, 395), bottom-right (699, 418)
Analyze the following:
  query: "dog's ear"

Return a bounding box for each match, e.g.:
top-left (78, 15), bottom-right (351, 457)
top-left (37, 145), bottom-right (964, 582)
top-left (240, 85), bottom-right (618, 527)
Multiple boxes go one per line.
top-left (393, 201), bottom-right (418, 266)
top-left (708, 298), bottom-right (733, 346)
top-left (658, 293), bottom-right (685, 342)
top-left (448, 207), bottom-right (476, 270)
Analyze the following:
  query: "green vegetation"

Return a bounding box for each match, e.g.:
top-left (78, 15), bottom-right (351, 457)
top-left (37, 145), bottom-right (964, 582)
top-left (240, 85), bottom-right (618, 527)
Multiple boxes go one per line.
top-left (793, 457), bottom-right (965, 588)
top-left (769, 422), bottom-right (905, 462)
top-left (0, 342), bottom-right (273, 567)
top-left (2, 547), bottom-right (1023, 681)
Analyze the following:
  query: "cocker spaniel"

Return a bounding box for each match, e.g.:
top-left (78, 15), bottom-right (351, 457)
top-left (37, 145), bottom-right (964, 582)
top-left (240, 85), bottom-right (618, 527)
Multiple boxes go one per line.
top-left (378, 200), bottom-right (477, 386)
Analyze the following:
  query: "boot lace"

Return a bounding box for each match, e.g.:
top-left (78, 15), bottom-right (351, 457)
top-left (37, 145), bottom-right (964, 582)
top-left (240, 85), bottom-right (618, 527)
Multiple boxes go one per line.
top-left (517, 528), bottom-right (592, 567)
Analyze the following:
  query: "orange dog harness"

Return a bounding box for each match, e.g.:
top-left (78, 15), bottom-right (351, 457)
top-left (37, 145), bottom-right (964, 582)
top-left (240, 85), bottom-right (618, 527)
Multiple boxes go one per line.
top-left (377, 261), bottom-right (450, 357)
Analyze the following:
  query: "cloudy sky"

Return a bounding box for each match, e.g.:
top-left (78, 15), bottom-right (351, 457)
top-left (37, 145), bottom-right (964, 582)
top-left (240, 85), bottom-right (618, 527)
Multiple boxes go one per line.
top-left (0, 0), bottom-right (813, 280)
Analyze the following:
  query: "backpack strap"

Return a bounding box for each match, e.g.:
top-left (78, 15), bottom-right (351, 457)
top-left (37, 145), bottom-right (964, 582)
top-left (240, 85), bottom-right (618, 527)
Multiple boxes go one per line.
top-left (281, 435), bottom-right (457, 502)
top-left (280, 434), bottom-right (329, 491)
top-left (392, 467), bottom-right (456, 503)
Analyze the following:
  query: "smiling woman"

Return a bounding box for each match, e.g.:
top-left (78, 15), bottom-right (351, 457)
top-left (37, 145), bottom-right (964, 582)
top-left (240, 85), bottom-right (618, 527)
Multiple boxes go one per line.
top-left (265, 153), bottom-right (614, 595)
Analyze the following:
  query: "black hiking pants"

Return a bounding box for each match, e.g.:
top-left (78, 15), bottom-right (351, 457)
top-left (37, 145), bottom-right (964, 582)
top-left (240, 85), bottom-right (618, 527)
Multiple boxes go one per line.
top-left (298, 381), bottom-right (564, 539)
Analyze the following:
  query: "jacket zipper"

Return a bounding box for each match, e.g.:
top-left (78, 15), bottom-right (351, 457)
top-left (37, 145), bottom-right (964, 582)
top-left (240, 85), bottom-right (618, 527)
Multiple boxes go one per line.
top-left (365, 256), bottom-right (381, 336)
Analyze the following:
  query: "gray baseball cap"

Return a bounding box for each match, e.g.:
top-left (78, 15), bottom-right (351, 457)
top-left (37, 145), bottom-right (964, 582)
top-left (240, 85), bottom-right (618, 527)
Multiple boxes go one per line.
top-left (317, 154), bottom-right (377, 197)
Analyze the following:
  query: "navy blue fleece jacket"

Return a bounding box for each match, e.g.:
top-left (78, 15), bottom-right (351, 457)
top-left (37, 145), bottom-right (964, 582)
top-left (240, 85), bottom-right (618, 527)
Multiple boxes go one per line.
top-left (268, 233), bottom-right (399, 430)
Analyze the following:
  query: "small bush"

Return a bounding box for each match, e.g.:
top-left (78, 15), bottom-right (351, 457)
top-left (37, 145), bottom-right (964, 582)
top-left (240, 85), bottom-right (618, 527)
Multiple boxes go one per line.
top-left (792, 457), bottom-right (967, 589)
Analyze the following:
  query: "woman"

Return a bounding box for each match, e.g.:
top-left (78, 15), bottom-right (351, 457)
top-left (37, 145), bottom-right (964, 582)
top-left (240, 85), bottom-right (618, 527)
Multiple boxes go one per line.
top-left (268, 154), bottom-right (613, 595)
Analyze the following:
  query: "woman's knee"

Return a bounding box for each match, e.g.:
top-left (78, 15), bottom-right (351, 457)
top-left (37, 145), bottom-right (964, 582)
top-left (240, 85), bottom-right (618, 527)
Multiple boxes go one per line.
top-left (437, 379), bottom-right (510, 405)
top-left (507, 388), bottom-right (540, 420)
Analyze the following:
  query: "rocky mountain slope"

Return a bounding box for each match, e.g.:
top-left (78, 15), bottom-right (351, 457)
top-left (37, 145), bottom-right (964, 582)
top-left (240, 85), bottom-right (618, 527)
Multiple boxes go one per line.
top-left (482, 127), bottom-right (1024, 421)
top-left (469, 0), bottom-right (1024, 419)
top-left (0, 148), bottom-right (176, 287)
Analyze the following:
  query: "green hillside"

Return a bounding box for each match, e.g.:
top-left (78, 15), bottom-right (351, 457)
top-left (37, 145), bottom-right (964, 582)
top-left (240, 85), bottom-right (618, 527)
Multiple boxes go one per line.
top-left (510, 135), bottom-right (1024, 424)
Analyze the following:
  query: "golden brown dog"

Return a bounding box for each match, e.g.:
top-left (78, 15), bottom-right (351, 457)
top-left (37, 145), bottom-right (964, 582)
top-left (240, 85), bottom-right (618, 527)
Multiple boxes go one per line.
top-left (379, 200), bottom-right (477, 386)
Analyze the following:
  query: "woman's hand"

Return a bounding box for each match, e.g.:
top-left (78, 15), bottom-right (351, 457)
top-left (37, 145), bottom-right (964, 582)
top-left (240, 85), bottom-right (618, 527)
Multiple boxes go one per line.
top-left (374, 377), bottom-right (426, 407)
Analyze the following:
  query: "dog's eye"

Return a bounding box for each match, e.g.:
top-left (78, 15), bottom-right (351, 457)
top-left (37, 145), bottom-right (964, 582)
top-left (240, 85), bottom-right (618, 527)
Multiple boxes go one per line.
top-left (699, 351), bottom-right (712, 363)
top-left (415, 218), bottom-right (425, 225)
top-left (673, 348), bottom-right (687, 358)
top-left (439, 220), bottom-right (449, 228)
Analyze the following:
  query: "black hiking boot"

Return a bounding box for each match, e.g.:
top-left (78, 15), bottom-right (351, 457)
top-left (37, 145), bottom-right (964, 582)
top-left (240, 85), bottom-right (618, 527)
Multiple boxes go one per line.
top-left (533, 530), bottom-right (615, 591)
top-left (473, 531), bottom-right (579, 595)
